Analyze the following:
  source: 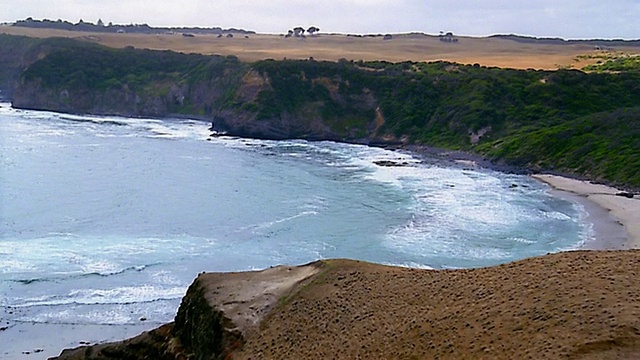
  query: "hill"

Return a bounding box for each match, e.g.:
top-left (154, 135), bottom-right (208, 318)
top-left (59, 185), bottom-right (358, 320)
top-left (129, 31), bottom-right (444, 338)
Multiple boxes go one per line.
top-left (11, 17), bottom-right (255, 35)
top-left (1, 35), bottom-right (639, 188)
top-left (3, 25), bottom-right (640, 70)
top-left (53, 251), bottom-right (640, 359)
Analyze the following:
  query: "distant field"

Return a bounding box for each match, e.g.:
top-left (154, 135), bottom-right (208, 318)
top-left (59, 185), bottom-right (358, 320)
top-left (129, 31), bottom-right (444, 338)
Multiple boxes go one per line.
top-left (2, 26), bottom-right (639, 70)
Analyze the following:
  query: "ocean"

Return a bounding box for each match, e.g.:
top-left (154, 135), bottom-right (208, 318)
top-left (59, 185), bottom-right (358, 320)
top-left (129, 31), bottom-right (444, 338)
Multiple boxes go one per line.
top-left (0, 104), bottom-right (591, 357)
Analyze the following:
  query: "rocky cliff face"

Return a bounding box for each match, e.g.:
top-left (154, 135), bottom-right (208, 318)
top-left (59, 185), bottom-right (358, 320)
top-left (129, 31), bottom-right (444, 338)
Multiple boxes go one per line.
top-left (0, 35), bottom-right (42, 99)
top-left (11, 59), bottom-right (387, 144)
top-left (12, 78), bottom-right (191, 118)
top-left (3, 36), bottom-right (395, 145)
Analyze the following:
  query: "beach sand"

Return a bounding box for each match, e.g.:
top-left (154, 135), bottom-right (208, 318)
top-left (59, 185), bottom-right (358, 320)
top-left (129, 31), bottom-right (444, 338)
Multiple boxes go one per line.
top-left (532, 174), bottom-right (640, 249)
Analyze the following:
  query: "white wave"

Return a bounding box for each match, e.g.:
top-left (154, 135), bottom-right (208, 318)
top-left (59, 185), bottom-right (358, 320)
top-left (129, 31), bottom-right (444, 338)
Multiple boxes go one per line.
top-left (0, 259), bottom-right (37, 273)
top-left (150, 270), bottom-right (182, 285)
top-left (239, 210), bottom-right (319, 233)
top-left (382, 261), bottom-right (435, 270)
top-left (14, 299), bottom-right (180, 325)
top-left (20, 308), bottom-right (133, 325)
top-left (0, 234), bottom-right (210, 281)
top-left (79, 259), bottom-right (124, 275)
top-left (0, 103), bottom-right (214, 141)
top-left (13, 285), bottom-right (186, 307)
top-left (511, 237), bottom-right (536, 244)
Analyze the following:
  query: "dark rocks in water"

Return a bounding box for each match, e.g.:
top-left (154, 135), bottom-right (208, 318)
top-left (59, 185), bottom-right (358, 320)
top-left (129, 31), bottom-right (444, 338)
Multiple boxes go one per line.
top-left (616, 192), bottom-right (635, 198)
top-left (373, 160), bottom-right (409, 167)
top-left (209, 115), bottom-right (225, 131)
top-left (510, 183), bottom-right (519, 188)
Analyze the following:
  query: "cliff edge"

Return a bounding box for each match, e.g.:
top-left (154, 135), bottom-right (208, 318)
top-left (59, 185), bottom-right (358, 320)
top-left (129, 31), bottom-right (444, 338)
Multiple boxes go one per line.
top-left (52, 262), bottom-right (324, 359)
top-left (52, 251), bottom-right (640, 359)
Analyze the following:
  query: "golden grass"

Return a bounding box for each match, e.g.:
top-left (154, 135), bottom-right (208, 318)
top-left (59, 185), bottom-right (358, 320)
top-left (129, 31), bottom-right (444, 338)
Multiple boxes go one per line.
top-left (2, 26), bottom-right (639, 70)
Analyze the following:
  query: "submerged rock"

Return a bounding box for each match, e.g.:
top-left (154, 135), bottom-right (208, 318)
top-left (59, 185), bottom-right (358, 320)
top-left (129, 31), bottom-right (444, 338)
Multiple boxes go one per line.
top-left (373, 160), bottom-right (409, 167)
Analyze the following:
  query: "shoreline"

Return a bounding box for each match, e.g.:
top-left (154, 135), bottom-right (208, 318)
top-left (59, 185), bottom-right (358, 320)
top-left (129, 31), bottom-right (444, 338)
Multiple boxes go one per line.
top-left (532, 174), bottom-right (640, 250)
top-left (2, 103), bottom-right (638, 357)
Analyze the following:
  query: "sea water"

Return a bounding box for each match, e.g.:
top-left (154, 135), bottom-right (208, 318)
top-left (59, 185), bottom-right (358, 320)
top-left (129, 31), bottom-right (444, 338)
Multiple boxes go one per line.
top-left (0, 104), bottom-right (589, 345)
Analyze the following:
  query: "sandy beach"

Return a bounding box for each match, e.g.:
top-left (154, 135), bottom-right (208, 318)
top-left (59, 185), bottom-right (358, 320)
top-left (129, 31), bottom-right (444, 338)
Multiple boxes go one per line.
top-left (532, 174), bottom-right (640, 249)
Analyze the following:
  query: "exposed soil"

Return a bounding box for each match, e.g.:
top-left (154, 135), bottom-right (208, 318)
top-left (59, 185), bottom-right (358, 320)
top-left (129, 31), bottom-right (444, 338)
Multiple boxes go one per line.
top-left (234, 252), bottom-right (640, 360)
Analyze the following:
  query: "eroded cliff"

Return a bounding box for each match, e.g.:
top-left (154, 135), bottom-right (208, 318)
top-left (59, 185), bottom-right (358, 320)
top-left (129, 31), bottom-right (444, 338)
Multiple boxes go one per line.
top-left (52, 262), bottom-right (323, 360)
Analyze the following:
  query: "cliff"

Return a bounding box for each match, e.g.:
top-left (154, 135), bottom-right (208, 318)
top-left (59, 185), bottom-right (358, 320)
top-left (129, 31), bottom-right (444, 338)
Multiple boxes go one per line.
top-left (51, 251), bottom-right (640, 359)
top-left (2, 34), bottom-right (640, 188)
top-left (52, 262), bottom-right (324, 359)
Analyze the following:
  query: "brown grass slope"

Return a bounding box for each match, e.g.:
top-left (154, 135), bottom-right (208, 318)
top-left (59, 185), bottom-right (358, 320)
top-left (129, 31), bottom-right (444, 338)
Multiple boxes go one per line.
top-left (3, 26), bottom-right (639, 70)
top-left (236, 251), bottom-right (640, 360)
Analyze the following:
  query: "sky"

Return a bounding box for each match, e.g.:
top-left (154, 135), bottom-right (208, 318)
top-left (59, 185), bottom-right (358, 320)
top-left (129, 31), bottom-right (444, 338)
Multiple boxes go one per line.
top-left (1, 1), bottom-right (639, 39)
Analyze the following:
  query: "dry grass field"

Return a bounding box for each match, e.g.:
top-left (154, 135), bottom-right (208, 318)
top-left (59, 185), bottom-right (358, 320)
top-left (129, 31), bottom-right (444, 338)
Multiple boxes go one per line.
top-left (3, 25), bottom-right (639, 69)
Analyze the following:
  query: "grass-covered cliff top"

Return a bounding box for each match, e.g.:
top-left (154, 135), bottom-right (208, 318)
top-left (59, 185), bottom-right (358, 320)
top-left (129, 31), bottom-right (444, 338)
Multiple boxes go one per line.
top-left (53, 251), bottom-right (640, 359)
top-left (1, 34), bottom-right (639, 189)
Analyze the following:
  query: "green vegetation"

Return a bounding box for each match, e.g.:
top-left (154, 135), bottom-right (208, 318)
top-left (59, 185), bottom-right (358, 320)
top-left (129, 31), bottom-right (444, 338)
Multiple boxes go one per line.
top-left (580, 52), bottom-right (640, 72)
top-left (477, 108), bottom-right (640, 187)
top-left (21, 40), bottom-right (238, 91)
top-left (3, 35), bottom-right (639, 188)
top-left (252, 59), bottom-right (640, 157)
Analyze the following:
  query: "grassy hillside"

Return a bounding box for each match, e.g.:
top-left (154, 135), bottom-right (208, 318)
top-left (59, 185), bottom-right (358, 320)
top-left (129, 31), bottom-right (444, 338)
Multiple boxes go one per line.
top-left (6, 25), bottom-right (640, 70)
top-left (251, 60), bottom-right (640, 188)
top-left (4, 35), bottom-right (640, 188)
top-left (478, 108), bottom-right (640, 186)
top-left (52, 252), bottom-right (640, 359)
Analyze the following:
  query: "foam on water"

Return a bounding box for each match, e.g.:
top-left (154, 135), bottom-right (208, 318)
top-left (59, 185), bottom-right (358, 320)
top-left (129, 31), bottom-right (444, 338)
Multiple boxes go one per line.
top-left (0, 104), bottom-right (591, 331)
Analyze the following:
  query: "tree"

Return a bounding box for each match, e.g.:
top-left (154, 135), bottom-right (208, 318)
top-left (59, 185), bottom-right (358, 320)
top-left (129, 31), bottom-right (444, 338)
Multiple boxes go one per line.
top-left (97, 18), bottom-right (105, 27)
top-left (293, 26), bottom-right (305, 37)
top-left (307, 26), bottom-right (319, 35)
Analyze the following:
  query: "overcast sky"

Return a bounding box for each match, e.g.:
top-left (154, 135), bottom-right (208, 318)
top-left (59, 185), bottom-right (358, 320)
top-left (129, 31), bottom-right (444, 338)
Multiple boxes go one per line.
top-left (1, 1), bottom-right (638, 39)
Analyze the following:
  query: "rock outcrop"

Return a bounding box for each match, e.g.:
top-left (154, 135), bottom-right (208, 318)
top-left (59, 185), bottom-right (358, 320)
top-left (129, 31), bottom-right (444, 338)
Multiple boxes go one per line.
top-left (52, 251), bottom-right (640, 359)
top-left (52, 262), bottom-right (323, 359)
